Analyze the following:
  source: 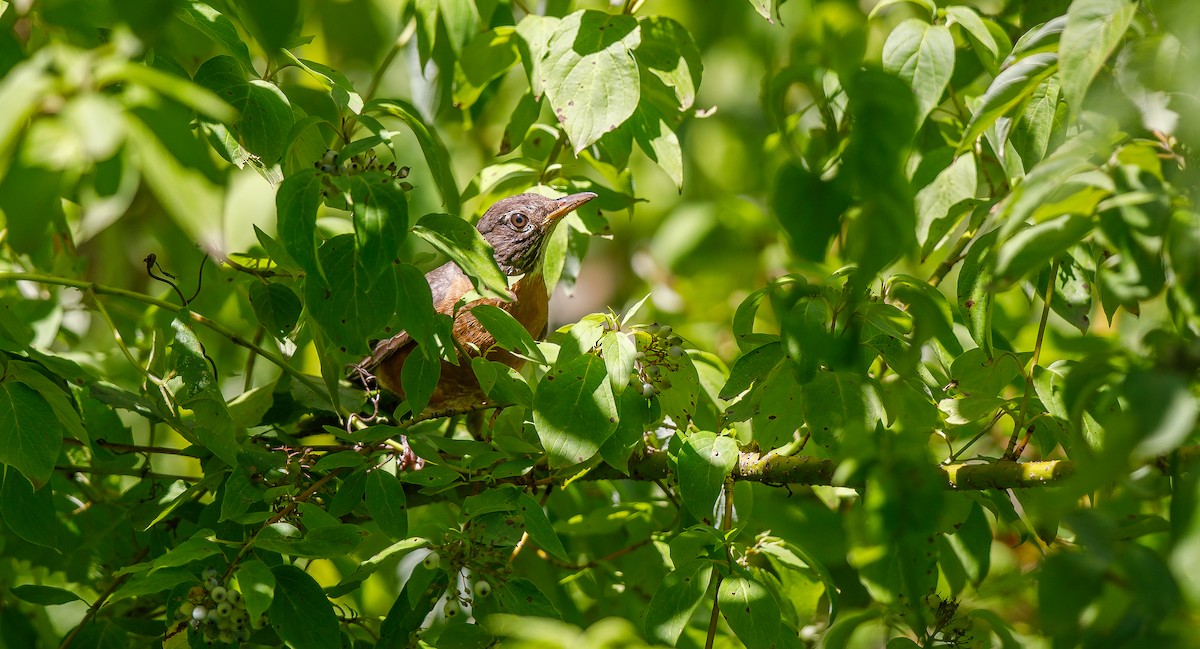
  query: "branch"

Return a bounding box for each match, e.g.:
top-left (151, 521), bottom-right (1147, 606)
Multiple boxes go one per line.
top-left (0, 272), bottom-right (332, 408)
top-left (525, 447), bottom-right (1199, 491)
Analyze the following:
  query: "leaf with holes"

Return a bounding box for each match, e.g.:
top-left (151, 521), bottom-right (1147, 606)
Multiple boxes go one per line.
top-left (539, 10), bottom-right (641, 153)
top-left (719, 572), bottom-right (782, 649)
top-left (644, 559), bottom-right (713, 645)
top-left (676, 432), bottom-right (739, 522)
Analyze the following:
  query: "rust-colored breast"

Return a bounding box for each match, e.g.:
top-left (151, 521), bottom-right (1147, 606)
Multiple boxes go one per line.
top-left (374, 271), bottom-right (549, 413)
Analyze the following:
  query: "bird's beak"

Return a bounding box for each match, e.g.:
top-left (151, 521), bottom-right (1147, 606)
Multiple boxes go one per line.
top-left (545, 192), bottom-right (598, 224)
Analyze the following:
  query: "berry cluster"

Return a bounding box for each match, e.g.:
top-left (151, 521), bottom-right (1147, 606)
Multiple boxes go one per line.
top-left (633, 323), bottom-right (685, 399)
top-left (314, 148), bottom-right (410, 183)
top-left (419, 544), bottom-right (496, 625)
top-left (176, 568), bottom-right (266, 645)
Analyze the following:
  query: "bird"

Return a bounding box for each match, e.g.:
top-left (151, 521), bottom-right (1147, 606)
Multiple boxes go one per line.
top-left (354, 191), bottom-right (598, 414)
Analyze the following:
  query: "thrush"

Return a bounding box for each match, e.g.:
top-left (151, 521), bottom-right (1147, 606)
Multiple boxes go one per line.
top-left (355, 191), bottom-right (598, 413)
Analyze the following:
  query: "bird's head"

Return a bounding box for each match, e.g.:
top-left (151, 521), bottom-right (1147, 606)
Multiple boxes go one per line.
top-left (475, 192), bottom-right (598, 275)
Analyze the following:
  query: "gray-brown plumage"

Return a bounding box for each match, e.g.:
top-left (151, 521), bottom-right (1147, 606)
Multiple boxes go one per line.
top-left (356, 191), bottom-right (597, 413)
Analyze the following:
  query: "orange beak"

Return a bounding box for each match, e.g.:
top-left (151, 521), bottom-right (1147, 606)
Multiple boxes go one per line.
top-left (545, 192), bottom-right (598, 224)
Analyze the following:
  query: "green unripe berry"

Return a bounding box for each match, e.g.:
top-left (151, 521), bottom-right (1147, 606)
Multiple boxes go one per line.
top-left (668, 345), bottom-right (683, 358)
top-left (210, 586), bottom-right (227, 601)
top-left (422, 551), bottom-right (440, 570)
top-left (443, 598), bottom-right (460, 617)
top-left (474, 580), bottom-right (492, 598)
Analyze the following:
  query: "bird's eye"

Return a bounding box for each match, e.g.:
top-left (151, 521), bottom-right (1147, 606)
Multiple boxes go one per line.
top-left (509, 213), bottom-right (530, 230)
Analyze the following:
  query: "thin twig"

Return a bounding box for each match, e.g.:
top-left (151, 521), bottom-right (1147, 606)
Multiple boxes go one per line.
top-left (0, 272), bottom-right (332, 408)
top-left (1007, 259), bottom-right (1057, 459)
top-left (59, 548), bottom-right (150, 648)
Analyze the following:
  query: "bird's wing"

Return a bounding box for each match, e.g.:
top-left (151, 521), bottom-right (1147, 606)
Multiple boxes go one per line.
top-left (353, 261), bottom-right (466, 373)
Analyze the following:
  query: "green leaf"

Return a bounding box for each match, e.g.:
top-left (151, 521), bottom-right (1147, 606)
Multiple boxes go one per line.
top-left (772, 163), bottom-right (849, 263)
top-left (1011, 76), bottom-right (1062, 168)
top-left (802, 371), bottom-right (880, 451)
top-left (957, 228), bottom-right (999, 357)
top-left (994, 214), bottom-right (1095, 288)
top-left (539, 10), bottom-right (642, 154)
top-left (275, 168), bottom-right (324, 278)
top-left (600, 330), bottom-right (637, 396)
top-left (413, 213), bottom-right (512, 300)
top-left (1124, 370), bottom-right (1199, 461)
top-left (400, 345), bottom-right (440, 416)
top-left (644, 559), bottom-right (713, 645)
top-left (843, 70), bottom-right (917, 288)
top-left (103, 61), bottom-right (236, 123)
top-left (630, 102), bottom-right (683, 191)
top-left (348, 173), bottom-right (408, 283)
top-left (915, 154), bottom-right (976, 257)
top-left (7, 362), bottom-right (87, 445)
top-left (515, 491), bottom-right (569, 562)
top-left (676, 432), bottom-right (739, 522)
top-left (178, 1), bottom-right (256, 74)
top-left (366, 469), bottom-right (409, 540)
top-left (379, 571), bottom-right (450, 644)
top-left (0, 377), bottom-right (65, 488)
top-left (945, 6), bottom-right (999, 73)
top-left (950, 349), bottom-right (1024, 398)
top-left (123, 111), bottom-right (226, 243)
top-left (961, 52), bottom-right (1058, 153)
top-left (882, 19), bottom-right (955, 125)
top-left (454, 28), bottom-right (520, 110)
top-left (499, 91), bottom-right (542, 155)
top-left (1, 468), bottom-right (60, 548)
top-left (945, 503), bottom-right (992, 585)
top-left (166, 317), bottom-right (241, 466)
top-left (1042, 253), bottom-right (1094, 333)
top-left (656, 348), bottom-right (704, 427)
top-left (362, 98), bottom-right (460, 214)
top-left (193, 55), bottom-right (293, 163)
top-left (219, 469), bottom-right (260, 521)
top-left (635, 16), bottom-right (702, 111)
top-left (599, 387), bottom-right (651, 473)
top-left (11, 584), bottom-right (85, 606)
top-left (236, 560), bottom-right (276, 620)
top-left (236, 0), bottom-right (301, 54)
top-left (472, 357), bottom-right (533, 408)
top-left (1059, 0), bottom-right (1136, 114)
top-left (491, 578), bottom-right (562, 619)
top-left (470, 304), bottom-right (546, 363)
top-left (304, 234), bottom-right (397, 355)
top-left (247, 282), bottom-right (302, 339)
top-left (269, 565), bottom-right (340, 649)
top-left (149, 533), bottom-right (220, 571)
top-left (108, 567), bottom-right (195, 604)
top-left (393, 263), bottom-right (436, 348)
top-left (533, 353), bottom-right (618, 468)
top-left (720, 341), bottom-right (783, 400)
top-left (718, 572), bottom-right (782, 649)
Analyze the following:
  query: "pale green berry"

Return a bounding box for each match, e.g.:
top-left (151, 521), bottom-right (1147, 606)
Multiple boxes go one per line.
top-left (422, 551), bottom-right (440, 570)
top-left (474, 580), bottom-right (492, 598)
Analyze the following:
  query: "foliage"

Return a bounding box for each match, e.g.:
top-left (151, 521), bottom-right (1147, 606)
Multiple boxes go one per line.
top-left (0, 0), bottom-right (1198, 647)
